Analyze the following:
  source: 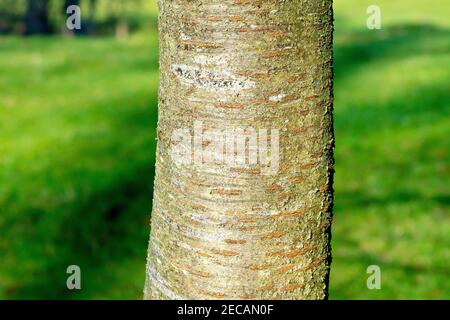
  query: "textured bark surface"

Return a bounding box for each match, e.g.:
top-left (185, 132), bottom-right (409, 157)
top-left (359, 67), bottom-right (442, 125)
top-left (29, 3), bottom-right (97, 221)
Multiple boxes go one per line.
top-left (145, 0), bottom-right (334, 300)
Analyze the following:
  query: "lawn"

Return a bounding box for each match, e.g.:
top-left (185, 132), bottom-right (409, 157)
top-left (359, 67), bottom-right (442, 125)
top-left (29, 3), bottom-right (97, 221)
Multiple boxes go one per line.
top-left (0, 0), bottom-right (448, 299)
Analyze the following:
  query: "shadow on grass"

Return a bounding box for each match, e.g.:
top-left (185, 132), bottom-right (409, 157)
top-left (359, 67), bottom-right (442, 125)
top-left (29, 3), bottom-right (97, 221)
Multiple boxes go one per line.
top-left (336, 189), bottom-right (450, 211)
top-left (330, 237), bottom-right (449, 299)
top-left (330, 23), bottom-right (450, 299)
top-left (335, 83), bottom-right (449, 136)
top-left (5, 96), bottom-right (158, 299)
top-left (7, 151), bottom-right (156, 300)
top-left (334, 24), bottom-right (450, 80)
top-left (334, 236), bottom-right (449, 273)
top-left (7, 172), bottom-right (155, 299)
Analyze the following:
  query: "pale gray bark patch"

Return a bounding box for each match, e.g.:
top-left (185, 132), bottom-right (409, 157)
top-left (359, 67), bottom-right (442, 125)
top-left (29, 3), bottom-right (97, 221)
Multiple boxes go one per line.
top-left (171, 64), bottom-right (255, 91)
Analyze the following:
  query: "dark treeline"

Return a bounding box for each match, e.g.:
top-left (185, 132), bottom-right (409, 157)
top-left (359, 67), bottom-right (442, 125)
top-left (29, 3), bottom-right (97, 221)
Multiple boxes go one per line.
top-left (25, 0), bottom-right (52, 34)
top-left (0, 0), bottom-right (154, 37)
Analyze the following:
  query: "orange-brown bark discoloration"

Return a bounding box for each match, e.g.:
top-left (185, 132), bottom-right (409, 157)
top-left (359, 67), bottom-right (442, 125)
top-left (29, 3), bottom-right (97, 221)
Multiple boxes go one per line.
top-left (260, 231), bottom-right (286, 239)
top-left (210, 188), bottom-right (242, 196)
top-left (271, 245), bottom-right (313, 258)
top-left (281, 282), bottom-right (304, 292)
top-left (277, 263), bottom-right (294, 273)
top-left (224, 239), bottom-right (247, 244)
top-left (248, 264), bottom-right (272, 270)
top-left (211, 248), bottom-right (240, 257)
top-left (299, 254), bottom-right (328, 272)
top-left (271, 209), bottom-right (306, 219)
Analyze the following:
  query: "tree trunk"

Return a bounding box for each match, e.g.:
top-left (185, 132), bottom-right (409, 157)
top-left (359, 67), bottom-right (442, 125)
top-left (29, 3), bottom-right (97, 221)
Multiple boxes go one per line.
top-left (25, 0), bottom-right (52, 35)
top-left (145, 0), bottom-right (334, 300)
top-left (115, 20), bottom-right (129, 39)
top-left (64, 0), bottom-right (80, 10)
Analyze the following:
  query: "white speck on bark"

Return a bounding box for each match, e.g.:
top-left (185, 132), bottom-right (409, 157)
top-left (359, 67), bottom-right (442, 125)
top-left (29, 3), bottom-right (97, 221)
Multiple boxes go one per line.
top-left (171, 64), bottom-right (255, 92)
top-left (269, 93), bottom-right (287, 102)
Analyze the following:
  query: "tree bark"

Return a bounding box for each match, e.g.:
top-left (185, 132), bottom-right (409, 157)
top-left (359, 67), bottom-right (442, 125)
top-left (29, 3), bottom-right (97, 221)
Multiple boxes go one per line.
top-left (145, 0), bottom-right (334, 300)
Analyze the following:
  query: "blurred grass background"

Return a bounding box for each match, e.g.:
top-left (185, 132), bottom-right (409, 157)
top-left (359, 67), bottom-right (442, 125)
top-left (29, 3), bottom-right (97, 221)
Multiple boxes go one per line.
top-left (0, 0), bottom-right (449, 299)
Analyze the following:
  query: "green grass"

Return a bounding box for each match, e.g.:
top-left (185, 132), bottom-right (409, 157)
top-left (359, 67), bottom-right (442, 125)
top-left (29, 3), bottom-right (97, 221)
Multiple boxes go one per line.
top-left (0, 1), bottom-right (449, 299)
top-left (330, 0), bottom-right (450, 299)
top-left (0, 34), bottom-right (159, 299)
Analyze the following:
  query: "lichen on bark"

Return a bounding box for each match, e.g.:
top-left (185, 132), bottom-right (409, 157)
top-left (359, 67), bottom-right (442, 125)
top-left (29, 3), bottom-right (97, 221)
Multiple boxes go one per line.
top-left (145, 0), bottom-right (334, 300)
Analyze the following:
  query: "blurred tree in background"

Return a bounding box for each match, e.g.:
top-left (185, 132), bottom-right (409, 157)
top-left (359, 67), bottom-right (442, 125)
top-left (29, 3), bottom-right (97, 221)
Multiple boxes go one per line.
top-left (0, 0), bottom-right (27, 34)
top-left (25, 0), bottom-right (52, 34)
top-left (0, 0), bottom-right (149, 36)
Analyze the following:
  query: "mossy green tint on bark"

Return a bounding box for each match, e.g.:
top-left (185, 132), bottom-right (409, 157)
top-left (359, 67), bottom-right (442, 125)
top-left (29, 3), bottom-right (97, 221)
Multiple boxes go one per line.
top-left (145, 0), bottom-right (334, 300)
